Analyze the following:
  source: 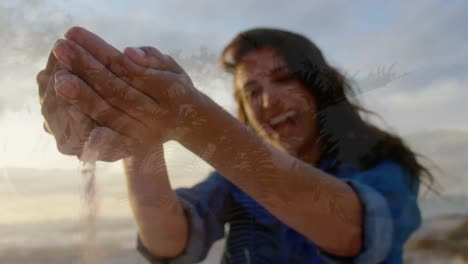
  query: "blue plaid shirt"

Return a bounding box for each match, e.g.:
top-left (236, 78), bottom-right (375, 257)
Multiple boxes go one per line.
top-left (137, 160), bottom-right (421, 263)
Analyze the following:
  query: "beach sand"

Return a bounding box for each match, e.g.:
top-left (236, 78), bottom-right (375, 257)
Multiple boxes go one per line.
top-left (0, 239), bottom-right (225, 264)
top-left (2, 214), bottom-right (467, 264)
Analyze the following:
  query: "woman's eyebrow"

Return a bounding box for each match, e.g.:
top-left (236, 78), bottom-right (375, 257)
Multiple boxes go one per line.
top-left (243, 80), bottom-right (258, 90)
top-left (269, 65), bottom-right (289, 75)
top-left (240, 64), bottom-right (289, 86)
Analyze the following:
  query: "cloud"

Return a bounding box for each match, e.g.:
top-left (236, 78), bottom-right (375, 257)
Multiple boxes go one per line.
top-left (0, 97), bottom-right (5, 114)
top-left (0, 0), bottom-right (75, 64)
top-left (0, 0), bottom-right (466, 134)
top-left (357, 63), bottom-right (468, 133)
top-left (338, 1), bottom-right (468, 72)
top-left (0, 0), bottom-right (78, 115)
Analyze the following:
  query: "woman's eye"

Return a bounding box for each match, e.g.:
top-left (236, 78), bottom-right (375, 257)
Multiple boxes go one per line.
top-left (246, 88), bottom-right (261, 98)
top-left (275, 74), bottom-right (293, 83)
top-left (250, 89), bottom-right (261, 97)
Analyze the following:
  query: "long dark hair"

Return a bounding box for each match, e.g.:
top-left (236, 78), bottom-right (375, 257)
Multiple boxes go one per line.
top-left (221, 28), bottom-right (434, 192)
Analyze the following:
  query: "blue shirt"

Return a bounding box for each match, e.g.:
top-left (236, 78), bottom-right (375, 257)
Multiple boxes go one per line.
top-left (137, 160), bottom-right (421, 263)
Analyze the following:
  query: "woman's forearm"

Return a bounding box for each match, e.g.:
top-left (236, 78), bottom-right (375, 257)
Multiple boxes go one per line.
top-left (123, 145), bottom-right (189, 258)
top-left (179, 93), bottom-right (363, 256)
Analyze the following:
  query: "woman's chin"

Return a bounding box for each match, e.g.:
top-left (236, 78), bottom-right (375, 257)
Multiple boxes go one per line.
top-left (275, 140), bottom-right (300, 156)
top-left (260, 133), bottom-right (300, 156)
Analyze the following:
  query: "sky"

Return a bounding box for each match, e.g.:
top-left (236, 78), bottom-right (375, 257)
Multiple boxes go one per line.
top-left (0, 0), bottom-right (467, 170)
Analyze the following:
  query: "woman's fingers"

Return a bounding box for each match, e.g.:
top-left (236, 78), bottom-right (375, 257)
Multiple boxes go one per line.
top-left (63, 27), bottom-right (184, 109)
top-left (51, 28), bottom-right (201, 145)
top-left (37, 70), bottom-right (49, 103)
top-left (124, 46), bottom-right (185, 74)
top-left (53, 39), bottom-right (157, 123)
top-left (54, 70), bottom-right (149, 142)
top-left (65, 27), bottom-right (183, 78)
top-left (40, 63), bottom-right (94, 155)
top-left (123, 46), bottom-right (202, 138)
top-left (38, 43), bottom-right (66, 135)
top-left (64, 27), bottom-right (142, 81)
top-left (124, 46), bottom-right (192, 98)
top-left (122, 46), bottom-right (196, 104)
top-left (38, 36), bottom-right (141, 160)
top-left (37, 47), bottom-right (61, 100)
top-left (64, 27), bottom-right (179, 122)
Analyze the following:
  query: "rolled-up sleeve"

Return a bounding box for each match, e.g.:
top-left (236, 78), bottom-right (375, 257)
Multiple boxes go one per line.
top-left (136, 171), bottom-right (233, 264)
top-left (317, 160), bottom-right (422, 264)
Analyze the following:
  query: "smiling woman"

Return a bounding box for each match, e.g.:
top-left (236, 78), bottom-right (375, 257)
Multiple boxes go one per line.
top-left (36, 26), bottom-right (434, 264)
top-left (232, 46), bottom-right (321, 162)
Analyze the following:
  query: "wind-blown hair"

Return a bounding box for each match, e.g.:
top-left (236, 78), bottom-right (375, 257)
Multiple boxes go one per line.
top-left (221, 28), bottom-right (433, 191)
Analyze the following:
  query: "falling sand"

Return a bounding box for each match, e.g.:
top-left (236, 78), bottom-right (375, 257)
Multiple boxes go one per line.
top-left (79, 144), bottom-right (101, 264)
top-left (80, 161), bottom-right (100, 264)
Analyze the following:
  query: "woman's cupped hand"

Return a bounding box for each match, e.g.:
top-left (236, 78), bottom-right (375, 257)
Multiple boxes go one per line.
top-left (39, 27), bottom-right (208, 162)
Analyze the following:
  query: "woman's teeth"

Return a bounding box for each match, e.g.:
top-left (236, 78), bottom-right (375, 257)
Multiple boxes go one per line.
top-left (269, 110), bottom-right (296, 127)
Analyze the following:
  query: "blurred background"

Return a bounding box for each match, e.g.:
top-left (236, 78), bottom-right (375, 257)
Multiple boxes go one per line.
top-left (1, 0), bottom-right (467, 263)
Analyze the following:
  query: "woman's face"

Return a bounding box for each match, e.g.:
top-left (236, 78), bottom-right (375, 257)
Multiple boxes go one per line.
top-left (234, 47), bottom-right (320, 158)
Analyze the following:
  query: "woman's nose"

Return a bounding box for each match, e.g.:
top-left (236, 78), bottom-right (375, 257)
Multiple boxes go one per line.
top-left (262, 91), bottom-right (269, 109)
top-left (262, 88), bottom-right (279, 109)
